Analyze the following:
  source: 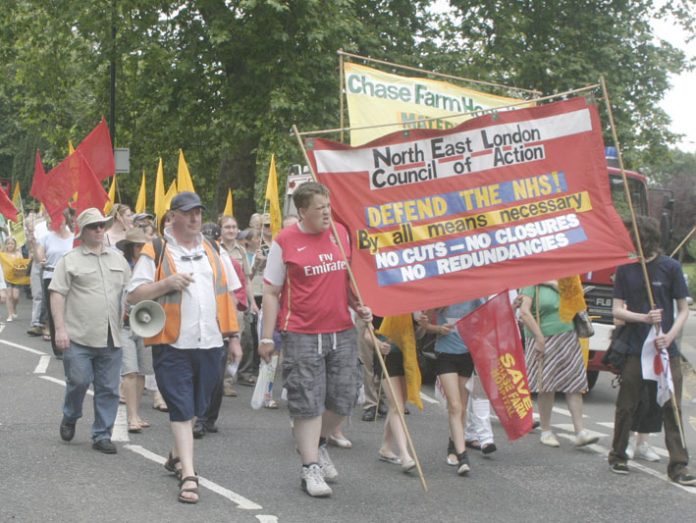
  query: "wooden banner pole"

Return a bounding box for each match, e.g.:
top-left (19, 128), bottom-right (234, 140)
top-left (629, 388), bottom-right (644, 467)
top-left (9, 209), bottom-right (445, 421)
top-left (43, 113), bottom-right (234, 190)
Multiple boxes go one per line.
top-left (670, 225), bottom-right (696, 258)
top-left (338, 50), bottom-right (345, 144)
top-left (292, 125), bottom-right (428, 492)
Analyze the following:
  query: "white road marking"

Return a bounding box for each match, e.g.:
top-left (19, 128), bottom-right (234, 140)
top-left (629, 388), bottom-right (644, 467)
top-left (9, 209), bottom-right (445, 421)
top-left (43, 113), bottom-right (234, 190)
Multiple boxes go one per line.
top-left (596, 422), bottom-right (615, 429)
top-left (124, 444), bottom-right (265, 510)
top-left (112, 405), bottom-right (129, 442)
top-left (0, 339), bottom-right (47, 355)
top-left (33, 355), bottom-right (52, 374)
top-left (256, 516), bottom-right (279, 523)
top-left (552, 406), bottom-right (588, 418)
top-left (40, 375), bottom-right (66, 387)
top-left (555, 433), bottom-right (696, 495)
top-left (39, 375), bottom-right (93, 396)
top-left (419, 391), bottom-right (439, 405)
top-left (551, 424), bottom-right (605, 439)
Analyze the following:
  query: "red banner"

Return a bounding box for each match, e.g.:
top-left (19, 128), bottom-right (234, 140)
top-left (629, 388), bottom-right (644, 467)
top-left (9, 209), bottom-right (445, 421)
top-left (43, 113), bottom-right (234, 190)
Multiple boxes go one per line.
top-left (306, 97), bottom-right (635, 316)
top-left (457, 292), bottom-right (533, 441)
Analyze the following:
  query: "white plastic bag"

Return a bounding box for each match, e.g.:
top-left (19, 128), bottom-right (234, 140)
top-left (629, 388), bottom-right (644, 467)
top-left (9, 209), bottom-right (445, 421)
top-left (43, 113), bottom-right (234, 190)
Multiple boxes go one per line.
top-left (251, 354), bottom-right (278, 410)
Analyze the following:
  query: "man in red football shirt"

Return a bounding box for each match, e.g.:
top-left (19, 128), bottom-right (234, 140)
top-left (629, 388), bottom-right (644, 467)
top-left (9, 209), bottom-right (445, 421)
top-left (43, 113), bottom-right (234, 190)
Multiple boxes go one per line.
top-left (260, 182), bottom-right (371, 497)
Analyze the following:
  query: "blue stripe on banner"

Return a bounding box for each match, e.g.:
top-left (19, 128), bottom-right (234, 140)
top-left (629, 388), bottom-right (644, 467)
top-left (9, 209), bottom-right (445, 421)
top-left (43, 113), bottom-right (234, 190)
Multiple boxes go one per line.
top-left (376, 224), bottom-right (587, 287)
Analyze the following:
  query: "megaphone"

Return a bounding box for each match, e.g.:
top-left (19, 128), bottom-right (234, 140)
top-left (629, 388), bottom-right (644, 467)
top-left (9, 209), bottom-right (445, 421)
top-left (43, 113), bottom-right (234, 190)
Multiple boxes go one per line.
top-left (129, 300), bottom-right (166, 338)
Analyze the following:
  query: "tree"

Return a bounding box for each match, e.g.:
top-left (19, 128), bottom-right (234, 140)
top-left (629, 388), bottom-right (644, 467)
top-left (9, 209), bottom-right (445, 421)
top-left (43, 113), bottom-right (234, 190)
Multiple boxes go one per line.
top-left (648, 149), bottom-right (696, 257)
top-left (427, 0), bottom-right (692, 169)
top-left (1, 0), bottom-right (693, 223)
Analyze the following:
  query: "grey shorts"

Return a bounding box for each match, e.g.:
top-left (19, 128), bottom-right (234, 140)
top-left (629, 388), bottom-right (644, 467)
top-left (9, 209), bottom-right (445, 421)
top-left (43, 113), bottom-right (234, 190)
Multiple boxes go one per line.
top-left (120, 328), bottom-right (153, 376)
top-left (281, 328), bottom-right (358, 418)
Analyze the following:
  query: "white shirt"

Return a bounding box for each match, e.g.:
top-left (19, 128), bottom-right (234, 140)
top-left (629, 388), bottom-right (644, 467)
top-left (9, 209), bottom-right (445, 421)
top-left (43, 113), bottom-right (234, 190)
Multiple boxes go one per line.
top-left (128, 230), bottom-right (241, 349)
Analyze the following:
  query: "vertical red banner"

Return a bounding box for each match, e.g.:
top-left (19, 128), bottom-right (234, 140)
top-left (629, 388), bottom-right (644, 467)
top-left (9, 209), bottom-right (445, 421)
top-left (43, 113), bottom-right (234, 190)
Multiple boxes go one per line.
top-left (457, 292), bottom-right (533, 441)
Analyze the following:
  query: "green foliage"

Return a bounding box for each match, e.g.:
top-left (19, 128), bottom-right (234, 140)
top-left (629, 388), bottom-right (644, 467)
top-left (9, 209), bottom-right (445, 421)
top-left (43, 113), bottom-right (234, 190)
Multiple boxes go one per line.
top-left (0, 0), bottom-right (694, 222)
top-left (431, 0), bottom-right (691, 168)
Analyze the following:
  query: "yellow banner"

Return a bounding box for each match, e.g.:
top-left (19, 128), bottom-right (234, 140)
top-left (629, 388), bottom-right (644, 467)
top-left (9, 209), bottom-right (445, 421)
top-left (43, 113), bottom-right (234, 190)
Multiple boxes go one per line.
top-left (0, 253), bottom-right (31, 286)
top-left (344, 62), bottom-right (529, 146)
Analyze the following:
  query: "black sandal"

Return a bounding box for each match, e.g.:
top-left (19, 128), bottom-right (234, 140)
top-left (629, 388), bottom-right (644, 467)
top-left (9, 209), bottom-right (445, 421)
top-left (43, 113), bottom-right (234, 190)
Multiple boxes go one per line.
top-left (178, 476), bottom-right (199, 504)
top-left (164, 452), bottom-right (181, 478)
top-left (466, 440), bottom-right (482, 451)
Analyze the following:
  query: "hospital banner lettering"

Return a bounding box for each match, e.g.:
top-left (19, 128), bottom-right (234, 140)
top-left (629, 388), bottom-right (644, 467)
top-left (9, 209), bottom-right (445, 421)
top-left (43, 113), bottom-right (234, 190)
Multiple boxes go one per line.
top-left (306, 97), bottom-right (636, 316)
top-left (344, 62), bottom-right (528, 146)
top-left (457, 293), bottom-right (533, 441)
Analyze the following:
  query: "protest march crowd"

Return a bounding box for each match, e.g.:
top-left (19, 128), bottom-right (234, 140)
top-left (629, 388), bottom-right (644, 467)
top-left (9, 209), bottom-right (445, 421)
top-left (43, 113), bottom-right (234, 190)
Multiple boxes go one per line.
top-left (0, 176), bottom-right (693, 504)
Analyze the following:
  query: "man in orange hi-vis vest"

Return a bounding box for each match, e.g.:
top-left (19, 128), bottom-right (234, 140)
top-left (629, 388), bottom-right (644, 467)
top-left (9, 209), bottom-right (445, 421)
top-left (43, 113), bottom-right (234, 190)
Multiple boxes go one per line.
top-left (128, 192), bottom-right (242, 505)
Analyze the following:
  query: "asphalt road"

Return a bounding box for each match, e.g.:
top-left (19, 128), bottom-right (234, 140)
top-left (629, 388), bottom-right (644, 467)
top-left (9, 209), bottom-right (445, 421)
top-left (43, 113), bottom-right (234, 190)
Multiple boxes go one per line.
top-left (1, 301), bottom-right (695, 523)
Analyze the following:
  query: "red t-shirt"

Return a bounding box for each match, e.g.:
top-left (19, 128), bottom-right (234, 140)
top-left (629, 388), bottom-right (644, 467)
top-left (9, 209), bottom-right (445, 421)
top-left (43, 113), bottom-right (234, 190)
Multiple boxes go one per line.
top-left (264, 223), bottom-right (353, 334)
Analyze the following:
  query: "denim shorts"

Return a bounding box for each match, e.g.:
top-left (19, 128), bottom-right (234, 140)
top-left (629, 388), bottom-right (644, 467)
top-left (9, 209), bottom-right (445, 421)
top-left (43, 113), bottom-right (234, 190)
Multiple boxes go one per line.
top-left (281, 328), bottom-right (358, 418)
top-left (152, 345), bottom-right (225, 422)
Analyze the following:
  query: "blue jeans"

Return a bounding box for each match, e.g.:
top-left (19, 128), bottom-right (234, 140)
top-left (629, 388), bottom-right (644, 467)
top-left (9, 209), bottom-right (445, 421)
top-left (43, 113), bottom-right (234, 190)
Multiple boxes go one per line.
top-left (62, 342), bottom-right (122, 442)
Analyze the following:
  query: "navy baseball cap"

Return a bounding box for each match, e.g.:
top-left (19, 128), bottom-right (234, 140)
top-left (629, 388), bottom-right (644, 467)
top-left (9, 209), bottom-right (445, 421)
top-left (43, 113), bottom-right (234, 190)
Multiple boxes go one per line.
top-left (170, 192), bottom-right (206, 212)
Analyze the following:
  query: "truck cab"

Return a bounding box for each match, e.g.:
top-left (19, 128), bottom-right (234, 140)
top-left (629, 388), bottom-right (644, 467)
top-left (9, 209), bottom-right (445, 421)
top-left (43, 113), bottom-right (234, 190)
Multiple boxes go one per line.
top-left (582, 157), bottom-right (651, 390)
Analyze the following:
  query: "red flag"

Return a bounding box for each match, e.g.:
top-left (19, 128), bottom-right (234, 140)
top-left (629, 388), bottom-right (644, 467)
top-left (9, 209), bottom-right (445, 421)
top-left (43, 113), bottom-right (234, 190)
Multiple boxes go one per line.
top-left (30, 150), bottom-right (47, 201)
top-left (76, 118), bottom-right (114, 181)
top-left (0, 185), bottom-right (18, 221)
top-left (41, 153), bottom-right (81, 227)
top-left (456, 292), bottom-right (533, 441)
top-left (74, 151), bottom-right (109, 216)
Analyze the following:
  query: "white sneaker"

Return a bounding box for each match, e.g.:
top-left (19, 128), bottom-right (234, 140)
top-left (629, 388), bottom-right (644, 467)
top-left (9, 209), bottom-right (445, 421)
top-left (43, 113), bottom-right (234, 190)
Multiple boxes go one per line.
top-left (301, 464), bottom-right (332, 497)
top-left (575, 430), bottom-right (600, 447)
top-left (318, 444), bottom-right (338, 481)
top-left (540, 432), bottom-right (560, 447)
top-left (635, 442), bottom-right (660, 462)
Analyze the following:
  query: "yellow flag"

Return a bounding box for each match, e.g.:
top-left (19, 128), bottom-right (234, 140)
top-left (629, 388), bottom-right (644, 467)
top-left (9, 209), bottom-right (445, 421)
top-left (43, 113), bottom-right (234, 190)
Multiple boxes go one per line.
top-left (164, 180), bottom-right (178, 211)
top-left (154, 158), bottom-right (166, 224)
top-left (223, 189), bottom-right (234, 217)
top-left (177, 149), bottom-right (195, 193)
top-left (104, 175), bottom-right (117, 214)
top-left (265, 154), bottom-right (282, 237)
top-left (377, 315), bottom-right (423, 410)
top-left (558, 275), bottom-right (586, 322)
top-left (135, 170), bottom-right (147, 214)
top-left (10, 182), bottom-right (26, 247)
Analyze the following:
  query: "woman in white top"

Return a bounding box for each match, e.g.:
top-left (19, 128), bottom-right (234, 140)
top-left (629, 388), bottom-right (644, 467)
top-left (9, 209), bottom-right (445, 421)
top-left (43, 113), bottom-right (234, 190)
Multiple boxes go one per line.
top-left (36, 208), bottom-right (75, 353)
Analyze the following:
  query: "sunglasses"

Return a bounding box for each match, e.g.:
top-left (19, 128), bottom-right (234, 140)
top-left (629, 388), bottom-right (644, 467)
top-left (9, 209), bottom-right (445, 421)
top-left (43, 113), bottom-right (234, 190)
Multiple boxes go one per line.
top-left (85, 222), bottom-right (107, 230)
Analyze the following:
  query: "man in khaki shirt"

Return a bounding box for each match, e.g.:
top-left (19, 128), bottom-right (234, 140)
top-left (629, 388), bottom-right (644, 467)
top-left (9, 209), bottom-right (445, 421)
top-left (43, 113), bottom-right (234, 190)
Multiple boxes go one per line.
top-left (50, 208), bottom-right (131, 454)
